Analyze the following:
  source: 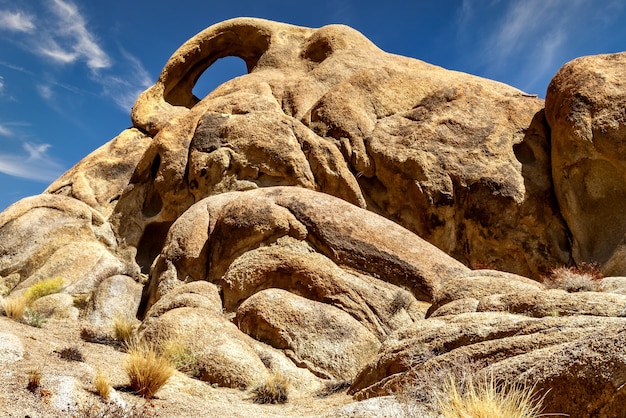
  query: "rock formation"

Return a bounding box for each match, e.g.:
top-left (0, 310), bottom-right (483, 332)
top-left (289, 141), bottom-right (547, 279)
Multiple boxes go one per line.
top-left (1, 17), bottom-right (626, 418)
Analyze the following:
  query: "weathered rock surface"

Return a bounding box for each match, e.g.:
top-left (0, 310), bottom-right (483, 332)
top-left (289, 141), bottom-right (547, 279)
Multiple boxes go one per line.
top-left (350, 313), bottom-right (626, 417)
top-left (546, 52), bottom-right (626, 275)
top-left (0, 16), bottom-right (626, 418)
top-left (112, 17), bottom-right (570, 278)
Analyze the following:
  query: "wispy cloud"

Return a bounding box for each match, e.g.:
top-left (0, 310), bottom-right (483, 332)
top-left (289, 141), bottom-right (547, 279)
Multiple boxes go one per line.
top-left (458, 0), bottom-right (595, 94)
top-left (41, 0), bottom-right (111, 71)
top-left (0, 75), bottom-right (4, 94)
top-left (36, 84), bottom-right (53, 100)
top-left (0, 10), bottom-right (35, 33)
top-left (0, 141), bottom-right (65, 182)
top-left (0, 2), bottom-right (151, 112)
top-left (0, 123), bottom-right (11, 136)
top-left (101, 49), bottom-right (153, 112)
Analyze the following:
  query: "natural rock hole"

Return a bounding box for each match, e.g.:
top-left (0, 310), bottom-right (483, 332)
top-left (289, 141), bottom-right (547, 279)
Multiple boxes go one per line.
top-left (192, 56), bottom-right (248, 101)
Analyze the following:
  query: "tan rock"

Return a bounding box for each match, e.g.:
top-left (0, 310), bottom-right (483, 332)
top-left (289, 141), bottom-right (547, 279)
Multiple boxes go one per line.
top-left (222, 237), bottom-right (426, 340)
top-left (30, 293), bottom-right (79, 320)
top-left (46, 128), bottom-right (151, 217)
top-left (113, 17), bottom-right (569, 278)
top-left (236, 288), bottom-right (380, 380)
top-left (476, 288), bottom-right (626, 318)
top-left (141, 306), bottom-right (269, 389)
top-left (85, 275), bottom-right (143, 327)
top-left (546, 52), bottom-right (626, 275)
top-left (350, 312), bottom-right (626, 409)
top-left (428, 269), bottom-right (545, 315)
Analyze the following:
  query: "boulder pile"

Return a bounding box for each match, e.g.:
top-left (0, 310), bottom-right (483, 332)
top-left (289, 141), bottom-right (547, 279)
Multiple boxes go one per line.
top-left (2, 18), bottom-right (626, 417)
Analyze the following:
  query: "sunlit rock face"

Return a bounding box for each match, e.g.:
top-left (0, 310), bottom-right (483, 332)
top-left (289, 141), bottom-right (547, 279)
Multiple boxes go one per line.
top-left (2, 17), bottom-right (626, 417)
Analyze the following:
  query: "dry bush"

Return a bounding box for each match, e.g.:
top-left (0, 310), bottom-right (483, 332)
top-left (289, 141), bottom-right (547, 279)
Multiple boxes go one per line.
top-left (543, 263), bottom-right (603, 292)
top-left (80, 325), bottom-right (118, 346)
top-left (125, 341), bottom-right (175, 399)
top-left (113, 315), bottom-right (137, 344)
top-left (94, 369), bottom-right (111, 400)
top-left (2, 277), bottom-right (64, 323)
top-left (316, 379), bottom-right (352, 398)
top-left (435, 375), bottom-right (544, 418)
top-left (57, 346), bottom-right (85, 362)
top-left (250, 372), bottom-right (289, 404)
top-left (70, 399), bottom-right (163, 417)
top-left (23, 277), bottom-right (64, 302)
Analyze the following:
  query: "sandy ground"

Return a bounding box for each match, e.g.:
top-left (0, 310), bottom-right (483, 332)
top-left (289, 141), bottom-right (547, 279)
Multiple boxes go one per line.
top-left (0, 316), bottom-right (367, 418)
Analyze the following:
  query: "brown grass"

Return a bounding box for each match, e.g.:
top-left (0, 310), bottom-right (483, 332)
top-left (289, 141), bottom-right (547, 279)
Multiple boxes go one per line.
top-left (2, 296), bottom-right (28, 320)
top-left (125, 341), bottom-right (175, 399)
top-left (250, 372), bottom-right (289, 404)
top-left (94, 368), bottom-right (111, 400)
top-left (113, 314), bottom-right (137, 344)
top-left (435, 375), bottom-right (544, 418)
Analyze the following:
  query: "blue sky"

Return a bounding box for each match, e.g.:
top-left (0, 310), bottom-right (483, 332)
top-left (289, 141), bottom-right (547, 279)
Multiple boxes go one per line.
top-left (0, 0), bottom-right (625, 211)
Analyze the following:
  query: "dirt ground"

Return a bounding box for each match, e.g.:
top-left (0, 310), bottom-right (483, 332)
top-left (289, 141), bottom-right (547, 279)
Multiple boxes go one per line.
top-left (0, 316), bottom-right (368, 418)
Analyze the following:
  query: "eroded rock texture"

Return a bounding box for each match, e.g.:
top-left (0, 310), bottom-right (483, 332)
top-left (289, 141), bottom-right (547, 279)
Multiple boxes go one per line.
top-left (1, 17), bottom-right (626, 417)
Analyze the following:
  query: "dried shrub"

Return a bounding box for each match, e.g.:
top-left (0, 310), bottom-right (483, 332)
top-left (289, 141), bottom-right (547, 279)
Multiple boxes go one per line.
top-left (70, 399), bottom-right (163, 417)
top-left (27, 369), bottom-right (42, 393)
top-left (80, 326), bottom-right (118, 346)
top-left (250, 372), bottom-right (289, 404)
top-left (543, 263), bottom-right (603, 292)
top-left (316, 380), bottom-right (352, 398)
top-left (435, 375), bottom-right (545, 418)
top-left (57, 346), bottom-right (85, 362)
top-left (94, 369), bottom-right (111, 400)
top-left (125, 341), bottom-right (175, 399)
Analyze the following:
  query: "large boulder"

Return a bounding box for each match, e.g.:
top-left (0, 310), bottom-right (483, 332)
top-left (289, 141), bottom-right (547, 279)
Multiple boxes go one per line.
top-left (111, 17), bottom-right (570, 278)
top-left (546, 52), bottom-right (626, 275)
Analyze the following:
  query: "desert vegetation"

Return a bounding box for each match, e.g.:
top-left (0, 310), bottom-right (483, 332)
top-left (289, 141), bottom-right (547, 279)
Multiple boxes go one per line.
top-left (435, 375), bottom-right (544, 418)
top-left (543, 263), bottom-right (603, 292)
top-left (249, 372), bottom-right (289, 404)
top-left (1, 277), bottom-right (64, 326)
top-left (124, 340), bottom-right (175, 399)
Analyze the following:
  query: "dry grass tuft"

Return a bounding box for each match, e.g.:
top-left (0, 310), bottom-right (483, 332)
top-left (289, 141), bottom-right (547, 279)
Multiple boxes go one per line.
top-left (113, 314), bottom-right (137, 344)
top-left (125, 340), bottom-right (175, 399)
top-left (2, 296), bottom-right (28, 320)
top-left (436, 375), bottom-right (544, 418)
top-left (94, 368), bottom-right (111, 400)
top-left (27, 368), bottom-right (42, 393)
top-left (2, 277), bottom-right (64, 323)
top-left (250, 372), bottom-right (289, 404)
top-left (543, 263), bottom-right (603, 292)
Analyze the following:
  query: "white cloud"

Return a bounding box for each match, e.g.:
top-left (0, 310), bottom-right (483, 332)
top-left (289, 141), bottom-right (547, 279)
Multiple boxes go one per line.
top-left (0, 123), bottom-right (11, 136)
top-left (36, 84), bottom-right (53, 100)
top-left (45, 0), bottom-right (110, 71)
top-left (0, 142), bottom-right (64, 182)
top-left (101, 49), bottom-right (153, 111)
top-left (0, 10), bottom-right (35, 33)
top-left (0, 75), bottom-right (4, 94)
